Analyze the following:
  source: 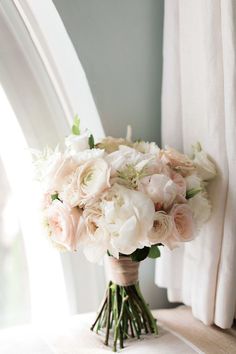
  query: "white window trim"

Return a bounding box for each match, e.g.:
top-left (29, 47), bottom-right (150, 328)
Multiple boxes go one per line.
top-left (12, 0), bottom-right (105, 138)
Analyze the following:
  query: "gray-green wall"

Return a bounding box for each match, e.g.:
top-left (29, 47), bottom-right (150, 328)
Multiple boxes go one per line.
top-left (53, 0), bottom-right (167, 309)
top-left (53, 0), bottom-right (163, 143)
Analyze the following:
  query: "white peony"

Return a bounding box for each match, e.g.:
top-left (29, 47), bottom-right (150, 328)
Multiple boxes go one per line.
top-left (82, 184), bottom-right (155, 262)
top-left (138, 174), bottom-right (177, 209)
top-left (192, 143), bottom-right (217, 181)
top-left (65, 131), bottom-right (89, 153)
top-left (188, 192), bottom-right (211, 230)
top-left (59, 158), bottom-right (110, 207)
top-left (105, 145), bottom-right (154, 177)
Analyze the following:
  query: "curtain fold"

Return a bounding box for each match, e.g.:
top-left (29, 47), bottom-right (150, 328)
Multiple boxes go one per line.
top-left (156, 0), bottom-right (236, 328)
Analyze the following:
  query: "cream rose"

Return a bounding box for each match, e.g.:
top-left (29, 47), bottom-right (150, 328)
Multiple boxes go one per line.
top-left (97, 137), bottom-right (132, 153)
top-left (170, 204), bottom-right (194, 245)
top-left (162, 147), bottom-right (195, 176)
top-left (60, 158), bottom-right (110, 207)
top-left (45, 200), bottom-right (85, 251)
top-left (148, 211), bottom-right (173, 245)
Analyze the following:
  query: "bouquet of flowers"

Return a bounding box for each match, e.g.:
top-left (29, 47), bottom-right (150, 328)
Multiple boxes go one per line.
top-left (33, 117), bottom-right (216, 351)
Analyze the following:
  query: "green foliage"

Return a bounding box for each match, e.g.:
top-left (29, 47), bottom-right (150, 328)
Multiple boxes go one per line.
top-left (71, 115), bottom-right (80, 135)
top-left (51, 193), bottom-right (59, 201)
top-left (148, 245), bottom-right (161, 259)
top-left (88, 134), bottom-right (95, 149)
top-left (130, 247), bottom-right (150, 262)
top-left (186, 188), bottom-right (202, 199)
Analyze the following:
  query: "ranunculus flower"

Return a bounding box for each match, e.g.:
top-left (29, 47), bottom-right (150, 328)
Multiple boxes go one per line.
top-left (65, 131), bottom-right (89, 153)
top-left (148, 211), bottom-right (174, 245)
top-left (60, 158), bottom-right (110, 207)
top-left (192, 143), bottom-right (217, 181)
top-left (188, 192), bottom-right (211, 230)
top-left (138, 174), bottom-right (177, 209)
top-left (170, 204), bottom-right (194, 246)
top-left (45, 200), bottom-right (85, 251)
top-left (161, 147), bottom-right (195, 176)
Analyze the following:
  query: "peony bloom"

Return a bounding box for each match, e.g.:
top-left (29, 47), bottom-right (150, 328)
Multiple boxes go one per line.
top-left (161, 147), bottom-right (195, 176)
top-left (188, 192), bottom-right (211, 230)
top-left (65, 131), bottom-right (89, 153)
top-left (192, 143), bottom-right (217, 181)
top-left (45, 200), bottom-right (85, 251)
top-left (169, 204), bottom-right (195, 248)
top-left (138, 174), bottom-right (177, 209)
top-left (105, 145), bottom-right (148, 176)
top-left (60, 158), bottom-right (110, 207)
top-left (82, 184), bottom-right (155, 261)
top-left (148, 211), bottom-right (174, 246)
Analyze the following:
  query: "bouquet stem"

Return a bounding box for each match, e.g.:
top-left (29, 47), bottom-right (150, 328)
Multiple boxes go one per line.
top-left (91, 281), bottom-right (158, 352)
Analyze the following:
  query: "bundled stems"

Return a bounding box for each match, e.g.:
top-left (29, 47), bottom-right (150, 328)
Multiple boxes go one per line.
top-left (90, 282), bottom-right (158, 352)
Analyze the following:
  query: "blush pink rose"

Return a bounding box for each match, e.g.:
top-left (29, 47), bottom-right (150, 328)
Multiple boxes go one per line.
top-left (161, 147), bottom-right (195, 176)
top-left (171, 171), bottom-right (187, 196)
top-left (170, 204), bottom-right (194, 244)
top-left (45, 200), bottom-right (85, 251)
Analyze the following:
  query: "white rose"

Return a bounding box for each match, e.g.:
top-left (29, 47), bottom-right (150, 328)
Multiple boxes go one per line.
top-left (188, 192), bottom-right (211, 229)
top-left (59, 158), bottom-right (110, 207)
top-left (99, 184), bottom-right (155, 257)
top-left (185, 174), bottom-right (202, 190)
top-left (138, 174), bottom-right (177, 209)
top-left (45, 200), bottom-right (85, 251)
top-left (193, 148), bottom-right (217, 181)
top-left (148, 211), bottom-right (173, 245)
top-left (65, 131), bottom-right (89, 153)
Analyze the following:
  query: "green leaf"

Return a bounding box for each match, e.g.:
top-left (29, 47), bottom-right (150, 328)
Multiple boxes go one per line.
top-left (71, 114), bottom-right (80, 135)
top-left (51, 193), bottom-right (59, 201)
top-left (148, 245), bottom-right (161, 259)
top-left (88, 134), bottom-right (95, 149)
top-left (130, 247), bottom-right (150, 262)
top-left (186, 188), bottom-right (202, 199)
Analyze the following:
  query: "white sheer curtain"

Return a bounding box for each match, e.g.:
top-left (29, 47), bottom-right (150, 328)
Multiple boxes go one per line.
top-left (156, 0), bottom-right (236, 329)
top-left (0, 0), bottom-right (105, 324)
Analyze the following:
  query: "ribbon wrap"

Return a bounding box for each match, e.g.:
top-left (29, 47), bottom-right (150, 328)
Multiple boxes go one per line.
top-left (107, 256), bottom-right (139, 286)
